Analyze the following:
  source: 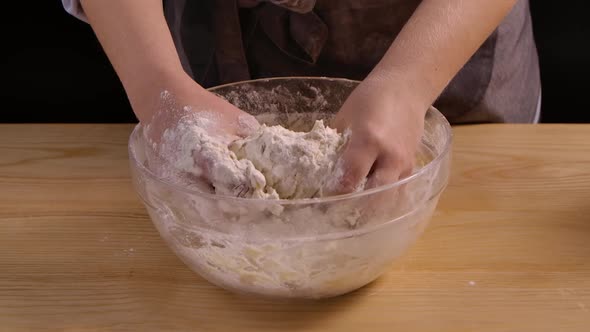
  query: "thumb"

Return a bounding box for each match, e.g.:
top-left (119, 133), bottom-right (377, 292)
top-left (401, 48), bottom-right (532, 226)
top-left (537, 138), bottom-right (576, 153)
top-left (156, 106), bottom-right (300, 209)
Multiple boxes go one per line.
top-left (234, 113), bottom-right (260, 137)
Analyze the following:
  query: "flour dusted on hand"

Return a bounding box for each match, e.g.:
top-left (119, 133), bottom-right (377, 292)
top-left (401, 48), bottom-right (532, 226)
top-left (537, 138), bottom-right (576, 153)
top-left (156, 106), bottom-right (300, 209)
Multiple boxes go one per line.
top-left (158, 114), bottom-right (277, 199)
top-left (160, 113), bottom-right (349, 199)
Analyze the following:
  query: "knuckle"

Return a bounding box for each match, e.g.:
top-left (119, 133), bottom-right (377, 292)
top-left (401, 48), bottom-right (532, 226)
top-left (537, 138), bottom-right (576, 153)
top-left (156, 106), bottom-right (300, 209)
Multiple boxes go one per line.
top-left (380, 146), bottom-right (415, 174)
top-left (360, 127), bottom-right (388, 149)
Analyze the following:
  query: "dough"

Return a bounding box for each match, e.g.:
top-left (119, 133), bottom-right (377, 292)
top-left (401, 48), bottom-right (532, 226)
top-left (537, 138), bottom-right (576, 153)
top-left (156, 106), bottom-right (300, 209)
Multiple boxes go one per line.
top-left (231, 120), bottom-right (347, 199)
top-left (159, 115), bottom-right (348, 199)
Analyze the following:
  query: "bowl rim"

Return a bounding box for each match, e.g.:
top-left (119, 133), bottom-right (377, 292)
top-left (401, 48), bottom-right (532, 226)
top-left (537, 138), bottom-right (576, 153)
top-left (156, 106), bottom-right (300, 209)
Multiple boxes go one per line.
top-left (128, 76), bottom-right (453, 205)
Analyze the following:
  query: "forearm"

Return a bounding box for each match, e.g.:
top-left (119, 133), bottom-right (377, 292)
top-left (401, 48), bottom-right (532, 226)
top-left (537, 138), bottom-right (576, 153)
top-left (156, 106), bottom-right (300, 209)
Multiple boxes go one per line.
top-left (81, 0), bottom-right (192, 121)
top-left (369, 0), bottom-right (518, 114)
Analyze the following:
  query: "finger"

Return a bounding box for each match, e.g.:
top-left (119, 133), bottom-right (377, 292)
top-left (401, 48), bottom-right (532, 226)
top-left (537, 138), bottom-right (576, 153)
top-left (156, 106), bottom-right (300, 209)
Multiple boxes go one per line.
top-left (327, 139), bottom-right (378, 195)
top-left (213, 96), bottom-right (260, 137)
top-left (366, 154), bottom-right (414, 189)
top-left (366, 164), bottom-right (402, 189)
top-left (234, 113), bottom-right (260, 137)
top-left (360, 155), bottom-right (410, 227)
top-left (399, 157), bottom-right (415, 179)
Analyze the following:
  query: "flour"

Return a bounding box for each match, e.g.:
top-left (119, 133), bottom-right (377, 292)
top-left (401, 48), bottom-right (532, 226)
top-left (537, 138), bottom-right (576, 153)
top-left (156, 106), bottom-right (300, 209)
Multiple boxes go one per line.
top-left (160, 113), bottom-right (351, 200)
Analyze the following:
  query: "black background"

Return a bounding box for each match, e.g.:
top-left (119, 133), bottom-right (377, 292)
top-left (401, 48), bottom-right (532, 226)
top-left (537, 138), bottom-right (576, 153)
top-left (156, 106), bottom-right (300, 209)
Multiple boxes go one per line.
top-left (2, 1), bottom-right (589, 123)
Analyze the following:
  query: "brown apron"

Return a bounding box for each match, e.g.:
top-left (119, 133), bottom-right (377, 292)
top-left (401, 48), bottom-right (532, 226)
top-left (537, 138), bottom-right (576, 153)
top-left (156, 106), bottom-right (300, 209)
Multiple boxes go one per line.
top-left (164, 0), bottom-right (540, 123)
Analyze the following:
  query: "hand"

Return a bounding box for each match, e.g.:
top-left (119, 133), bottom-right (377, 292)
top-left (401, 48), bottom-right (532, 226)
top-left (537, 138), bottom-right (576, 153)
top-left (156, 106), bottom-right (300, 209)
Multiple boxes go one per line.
top-left (330, 77), bottom-right (426, 193)
top-left (139, 74), bottom-right (259, 145)
top-left (135, 73), bottom-right (260, 190)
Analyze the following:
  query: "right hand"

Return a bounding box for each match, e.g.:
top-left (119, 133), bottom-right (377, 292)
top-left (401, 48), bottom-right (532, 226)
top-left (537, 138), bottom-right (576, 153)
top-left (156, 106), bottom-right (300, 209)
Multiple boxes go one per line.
top-left (328, 76), bottom-right (425, 194)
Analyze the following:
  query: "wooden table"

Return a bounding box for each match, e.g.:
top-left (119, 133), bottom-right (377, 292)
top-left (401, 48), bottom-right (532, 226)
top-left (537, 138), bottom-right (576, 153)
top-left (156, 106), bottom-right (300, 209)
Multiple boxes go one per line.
top-left (1, 124), bottom-right (590, 331)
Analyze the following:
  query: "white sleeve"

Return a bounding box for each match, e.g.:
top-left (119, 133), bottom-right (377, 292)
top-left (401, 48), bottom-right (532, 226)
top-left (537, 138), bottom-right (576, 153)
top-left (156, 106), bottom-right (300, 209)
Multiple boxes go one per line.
top-left (62, 0), bottom-right (88, 22)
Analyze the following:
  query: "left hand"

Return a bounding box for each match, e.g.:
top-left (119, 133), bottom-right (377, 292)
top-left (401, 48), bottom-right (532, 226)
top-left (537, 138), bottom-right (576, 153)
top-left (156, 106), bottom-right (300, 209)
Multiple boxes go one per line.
top-left (330, 76), bottom-right (426, 193)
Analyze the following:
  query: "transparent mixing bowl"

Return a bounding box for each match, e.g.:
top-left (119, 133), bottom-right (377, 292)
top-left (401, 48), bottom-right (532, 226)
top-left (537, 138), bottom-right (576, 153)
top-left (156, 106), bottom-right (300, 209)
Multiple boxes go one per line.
top-left (129, 77), bottom-right (452, 299)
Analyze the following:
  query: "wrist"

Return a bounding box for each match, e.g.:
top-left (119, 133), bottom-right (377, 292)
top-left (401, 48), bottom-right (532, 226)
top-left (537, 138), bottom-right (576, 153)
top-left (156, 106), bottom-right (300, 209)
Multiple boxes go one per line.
top-left (363, 70), bottom-right (430, 120)
top-left (124, 66), bottom-right (200, 122)
top-left (123, 63), bottom-right (188, 97)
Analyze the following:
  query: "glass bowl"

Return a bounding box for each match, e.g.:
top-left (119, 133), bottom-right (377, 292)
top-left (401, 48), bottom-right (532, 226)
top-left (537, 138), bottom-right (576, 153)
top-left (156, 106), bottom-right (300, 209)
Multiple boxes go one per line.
top-left (129, 77), bottom-right (452, 299)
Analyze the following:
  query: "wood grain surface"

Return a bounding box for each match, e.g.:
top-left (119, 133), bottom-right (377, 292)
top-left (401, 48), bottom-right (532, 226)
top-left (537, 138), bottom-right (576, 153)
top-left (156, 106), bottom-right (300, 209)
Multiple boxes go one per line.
top-left (1, 124), bottom-right (589, 332)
